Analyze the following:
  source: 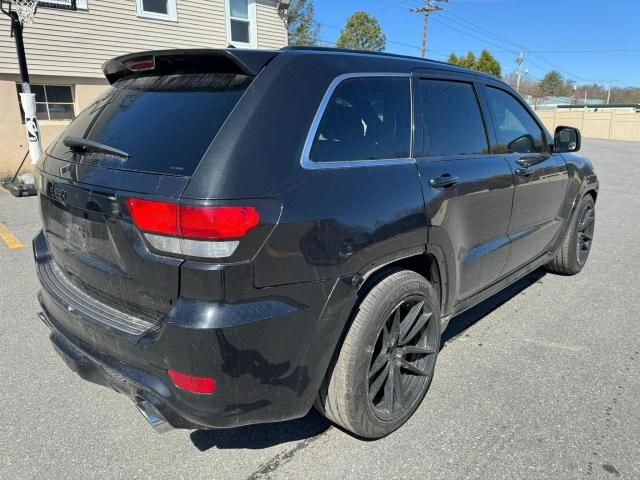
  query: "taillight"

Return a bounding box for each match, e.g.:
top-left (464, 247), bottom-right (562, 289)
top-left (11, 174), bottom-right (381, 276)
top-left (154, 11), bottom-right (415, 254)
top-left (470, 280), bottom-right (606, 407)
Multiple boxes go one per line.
top-left (126, 198), bottom-right (178, 236)
top-left (126, 198), bottom-right (260, 258)
top-left (168, 370), bottom-right (216, 394)
top-left (179, 205), bottom-right (259, 239)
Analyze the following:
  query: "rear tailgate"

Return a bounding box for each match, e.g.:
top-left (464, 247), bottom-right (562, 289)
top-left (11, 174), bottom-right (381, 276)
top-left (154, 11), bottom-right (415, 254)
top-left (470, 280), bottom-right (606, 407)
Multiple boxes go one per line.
top-left (38, 164), bottom-right (188, 326)
top-left (37, 51), bottom-right (265, 333)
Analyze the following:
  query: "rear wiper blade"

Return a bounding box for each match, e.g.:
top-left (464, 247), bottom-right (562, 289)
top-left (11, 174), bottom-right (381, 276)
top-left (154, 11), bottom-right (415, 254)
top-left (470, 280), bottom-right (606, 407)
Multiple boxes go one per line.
top-left (63, 136), bottom-right (131, 159)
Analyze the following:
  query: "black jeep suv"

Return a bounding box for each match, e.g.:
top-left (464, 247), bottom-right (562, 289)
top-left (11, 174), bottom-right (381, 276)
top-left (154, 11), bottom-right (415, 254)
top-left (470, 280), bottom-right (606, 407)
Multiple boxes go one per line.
top-left (33, 47), bottom-right (598, 438)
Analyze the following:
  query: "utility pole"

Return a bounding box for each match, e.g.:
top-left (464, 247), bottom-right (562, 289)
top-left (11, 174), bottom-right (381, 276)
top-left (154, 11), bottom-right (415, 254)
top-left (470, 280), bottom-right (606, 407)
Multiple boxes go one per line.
top-left (605, 80), bottom-right (615, 104)
top-left (515, 49), bottom-right (525, 93)
top-left (410, 0), bottom-right (448, 58)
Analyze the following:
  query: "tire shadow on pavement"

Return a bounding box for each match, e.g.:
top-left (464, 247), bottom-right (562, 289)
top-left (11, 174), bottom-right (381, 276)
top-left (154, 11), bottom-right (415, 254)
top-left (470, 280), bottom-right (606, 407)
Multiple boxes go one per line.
top-left (190, 408), bottom-right (331, 451)
top-left (442, 269), bottom-right (547, 346)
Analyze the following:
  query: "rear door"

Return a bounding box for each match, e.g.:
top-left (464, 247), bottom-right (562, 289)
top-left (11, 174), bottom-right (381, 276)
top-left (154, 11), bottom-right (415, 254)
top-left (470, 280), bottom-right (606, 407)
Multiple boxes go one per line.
top-left (39, 67), bottom-right (254, 319)
top-left (413, 72), bottom-right (515, 302)
top-left (482, 84), bottom-right (569, 273)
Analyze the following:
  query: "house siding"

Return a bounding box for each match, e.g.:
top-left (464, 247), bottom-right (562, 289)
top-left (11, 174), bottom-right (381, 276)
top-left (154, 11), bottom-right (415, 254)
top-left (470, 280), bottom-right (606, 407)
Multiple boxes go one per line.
top-left (0, 0), bottom-right (286, 176)
top-left (256, 0), bottom-right (287, 49)
top-left (0, 0), bottom-right (287, 78)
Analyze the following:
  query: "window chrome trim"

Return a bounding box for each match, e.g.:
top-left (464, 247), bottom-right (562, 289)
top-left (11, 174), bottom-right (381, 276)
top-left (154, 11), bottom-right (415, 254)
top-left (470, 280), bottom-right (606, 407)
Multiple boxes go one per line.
top-left (300, 72), bottom-right (415, 170)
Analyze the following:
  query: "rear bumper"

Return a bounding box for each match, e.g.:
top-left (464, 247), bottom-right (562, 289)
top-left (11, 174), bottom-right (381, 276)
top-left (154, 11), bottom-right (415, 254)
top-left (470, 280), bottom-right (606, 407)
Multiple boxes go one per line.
top-left (34, 231), bottom-right (358, 430)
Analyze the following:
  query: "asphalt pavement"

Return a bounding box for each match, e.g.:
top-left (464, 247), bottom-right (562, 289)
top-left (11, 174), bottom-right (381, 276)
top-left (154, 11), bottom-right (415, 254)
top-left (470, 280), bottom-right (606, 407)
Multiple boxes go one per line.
top-left (1, 139), bottom-right (638, 480)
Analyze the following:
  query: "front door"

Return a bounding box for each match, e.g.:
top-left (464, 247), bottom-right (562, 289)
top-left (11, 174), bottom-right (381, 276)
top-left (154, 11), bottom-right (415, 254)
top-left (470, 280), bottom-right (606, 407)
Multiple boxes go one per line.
top-left (414, 75), bottom-right (515, 302)
top-left (483, 85), bottom-right (569, 273)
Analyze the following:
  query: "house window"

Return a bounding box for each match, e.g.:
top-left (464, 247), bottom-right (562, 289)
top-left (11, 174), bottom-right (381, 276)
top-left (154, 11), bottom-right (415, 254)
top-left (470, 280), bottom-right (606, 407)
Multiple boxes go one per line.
top-left (136, 0), bottom-right (177, 21)
top-left (39, 0), bottom-right (89, 11)
top-left (16, 84), bottom-right (75, 122)
top-left (227, 0), bottom-right (256, 47)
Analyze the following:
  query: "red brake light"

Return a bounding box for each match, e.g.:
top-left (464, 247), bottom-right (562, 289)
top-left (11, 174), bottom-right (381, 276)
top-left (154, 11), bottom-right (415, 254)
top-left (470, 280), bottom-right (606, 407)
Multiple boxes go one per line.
top-left (168, 370), bottom-right (216, 394)
top-left (127, 198), bottom-right (178, 236)
top-left (124, 57), bottom-right (155, 71)
top-left (126, 199), bottom-right (260, 239)
top-left (180, 206), bottom-right (260, 239)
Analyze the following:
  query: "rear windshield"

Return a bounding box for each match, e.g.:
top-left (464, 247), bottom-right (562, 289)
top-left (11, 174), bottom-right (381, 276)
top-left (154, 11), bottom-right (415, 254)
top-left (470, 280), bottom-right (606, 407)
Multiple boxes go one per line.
top-left (50, 73), bottom-right (252, 175)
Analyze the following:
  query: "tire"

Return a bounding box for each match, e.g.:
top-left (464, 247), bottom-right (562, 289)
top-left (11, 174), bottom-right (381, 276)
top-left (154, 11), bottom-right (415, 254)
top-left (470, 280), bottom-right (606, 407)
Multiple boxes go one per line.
top-left (316, 269), bottom-right (440, 438)
top-left (545, 194), bottom-right (595, 275)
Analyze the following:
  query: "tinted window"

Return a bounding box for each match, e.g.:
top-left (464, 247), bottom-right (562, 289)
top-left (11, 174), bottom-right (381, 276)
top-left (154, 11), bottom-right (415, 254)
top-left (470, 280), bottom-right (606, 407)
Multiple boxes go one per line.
top-left (417, 79), bottom-right (488, 157)
top-left (309, 77), bottom-right (411, 163)
top-left (486, 87), bottom-right (545, 154)
top-left (51, 73), bottom-right (252, 175)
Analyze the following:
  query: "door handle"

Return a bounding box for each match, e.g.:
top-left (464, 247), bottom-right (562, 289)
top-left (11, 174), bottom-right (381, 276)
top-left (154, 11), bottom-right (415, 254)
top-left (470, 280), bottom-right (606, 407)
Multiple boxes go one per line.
top-left (429, 174), bottom-right (460, 189)
top-left (515, 167), bottom-right (533, 177)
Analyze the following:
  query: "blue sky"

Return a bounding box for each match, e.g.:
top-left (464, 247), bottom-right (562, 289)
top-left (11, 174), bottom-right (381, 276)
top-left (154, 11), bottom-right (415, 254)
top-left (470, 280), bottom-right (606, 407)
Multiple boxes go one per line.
top-left (314, 0), bottom-right (640, 87)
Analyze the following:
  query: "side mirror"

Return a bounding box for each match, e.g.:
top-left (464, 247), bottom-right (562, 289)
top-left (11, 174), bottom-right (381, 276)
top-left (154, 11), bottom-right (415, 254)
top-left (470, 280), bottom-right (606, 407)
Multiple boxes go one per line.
top-left (554, 126), bottom-right (581, 153)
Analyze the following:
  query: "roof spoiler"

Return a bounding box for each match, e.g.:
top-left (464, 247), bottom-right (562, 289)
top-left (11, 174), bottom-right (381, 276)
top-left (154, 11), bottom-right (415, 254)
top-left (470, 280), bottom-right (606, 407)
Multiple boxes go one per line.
top-left (102, 49), bottom-right (278, 84)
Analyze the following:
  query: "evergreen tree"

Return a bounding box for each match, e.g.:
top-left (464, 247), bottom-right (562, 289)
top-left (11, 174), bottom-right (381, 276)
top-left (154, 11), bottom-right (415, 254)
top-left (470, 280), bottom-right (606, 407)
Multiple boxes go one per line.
top-left (477, 49), bottom-right (501, 77)
top-left (446, 50), bottom-right (502, 77)
top-left (336, 11), bottom-right (386, 52)
top-left (540, 71), bottom-right (565, 96)
top-left (287, 0), bottom-right (319, 46)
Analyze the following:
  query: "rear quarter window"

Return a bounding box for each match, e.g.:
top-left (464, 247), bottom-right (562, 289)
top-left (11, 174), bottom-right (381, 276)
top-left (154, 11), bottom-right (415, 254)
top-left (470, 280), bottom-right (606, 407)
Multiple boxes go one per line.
top-left (309, 76), bottom-right (411, 164)
top-left (50, 73), bottom-right (252, 175)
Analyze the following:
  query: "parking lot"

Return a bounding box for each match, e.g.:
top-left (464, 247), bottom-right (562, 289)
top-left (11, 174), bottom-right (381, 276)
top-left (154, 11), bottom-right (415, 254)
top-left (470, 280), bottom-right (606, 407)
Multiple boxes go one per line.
top-left (0, 138), bottom-right (638, 480)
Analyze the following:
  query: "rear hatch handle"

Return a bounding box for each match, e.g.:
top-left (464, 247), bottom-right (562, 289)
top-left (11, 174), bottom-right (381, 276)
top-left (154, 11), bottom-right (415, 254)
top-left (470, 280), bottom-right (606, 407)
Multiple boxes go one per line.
top-left (63, 136), bottom-right (131, 160)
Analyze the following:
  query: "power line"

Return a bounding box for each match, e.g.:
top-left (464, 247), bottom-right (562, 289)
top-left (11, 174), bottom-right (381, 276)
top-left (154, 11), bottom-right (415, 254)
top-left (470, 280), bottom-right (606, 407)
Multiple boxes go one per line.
top-left (441, 9), bottom-right (524, 50)
top-left (433, 10), bottom-right (608, 85)
top-left (429, 16), bottom-right (519, 53)
top-left (442, 10), bottom-right (640, 55)
top-left (530, 48), bottom-right (640, 54)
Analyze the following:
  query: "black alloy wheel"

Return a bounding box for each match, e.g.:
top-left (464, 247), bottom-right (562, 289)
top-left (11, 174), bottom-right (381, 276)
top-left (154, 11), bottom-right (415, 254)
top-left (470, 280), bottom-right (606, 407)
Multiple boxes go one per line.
top-left (576, 203), bottom-right (595, 266)
top-left (315, 269), bottom-right (441, 438)
top-left (367, 295), bottom-right (438, 421)
top-left (545, 194), bottom-right (596, 275)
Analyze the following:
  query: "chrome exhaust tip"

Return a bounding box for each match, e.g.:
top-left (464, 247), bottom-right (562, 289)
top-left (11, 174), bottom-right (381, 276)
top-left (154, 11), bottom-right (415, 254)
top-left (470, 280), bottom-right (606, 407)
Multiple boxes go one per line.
top-left (135, 400), bottom-right (174, 434)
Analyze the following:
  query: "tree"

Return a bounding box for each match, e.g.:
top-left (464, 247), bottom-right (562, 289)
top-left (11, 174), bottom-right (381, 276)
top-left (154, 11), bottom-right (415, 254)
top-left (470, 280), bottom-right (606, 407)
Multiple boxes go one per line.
top-left (287, 0), bottom-right (319, 46)
top-left (460, 51), bottom-right (476, 69)
top-left (336, 11), bottom-right (386, 52)
top-left (477, 49), bottom-right (501, 77)
top-left (446, 50), bottom-right (502, 77)
top-left (540, 70), bottom-right (565, 96)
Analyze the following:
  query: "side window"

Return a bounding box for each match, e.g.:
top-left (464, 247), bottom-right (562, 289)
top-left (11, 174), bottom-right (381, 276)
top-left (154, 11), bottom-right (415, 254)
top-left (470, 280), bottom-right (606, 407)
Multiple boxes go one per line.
top-left (309, 77), bottom-right (411, 163)
top-left (417, 79), bottom-right (489, 157)
top-left (486, 87), bottom-right (546, 154)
